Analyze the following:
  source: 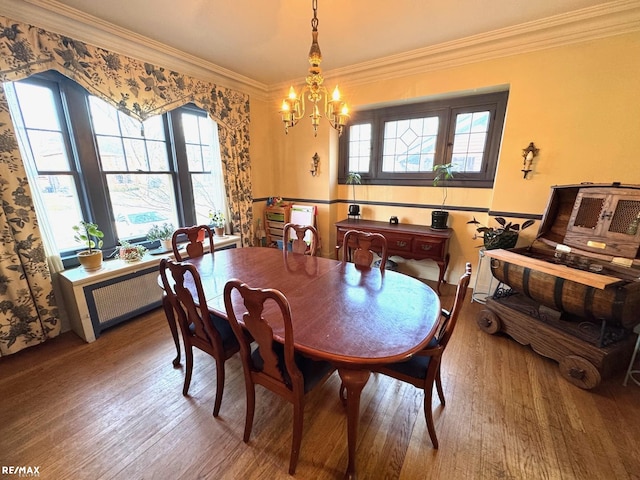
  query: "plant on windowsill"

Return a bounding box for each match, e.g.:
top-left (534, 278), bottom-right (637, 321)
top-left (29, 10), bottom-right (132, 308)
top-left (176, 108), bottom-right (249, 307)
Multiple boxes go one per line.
top-left (72, 220), bottom-right (104, 272)
top-left (115, 240), bottom-right (147, 263)
top-left (431, 163), bottom-right (454, 229)
top-left (467, 216), bottom-right (535, 250)
top-left (209, 210), bottom-right (226, 236)
top-left (346, 171), bottom-right (362, 218)
top-left (147, 222), bottom-right (175, 251)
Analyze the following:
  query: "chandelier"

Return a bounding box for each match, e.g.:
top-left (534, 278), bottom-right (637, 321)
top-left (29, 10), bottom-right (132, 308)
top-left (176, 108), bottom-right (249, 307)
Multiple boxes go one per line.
top-left (280, 0), bottom-right (349, 136)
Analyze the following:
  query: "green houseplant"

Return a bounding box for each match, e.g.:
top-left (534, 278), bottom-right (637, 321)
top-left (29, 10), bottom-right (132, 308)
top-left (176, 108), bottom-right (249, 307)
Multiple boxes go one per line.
top-left (431, 163), bottom-right (454, 229)
top-left (467, 216), bottom-right (535, 250)
top-left (72, 220), bottom-right (104, 271)
top-left (346, 172), bottom-right (362, 217)
top-left (209, 210), bottom-right (226, 236)
top-left (147, 222), bottom-right (175, 251)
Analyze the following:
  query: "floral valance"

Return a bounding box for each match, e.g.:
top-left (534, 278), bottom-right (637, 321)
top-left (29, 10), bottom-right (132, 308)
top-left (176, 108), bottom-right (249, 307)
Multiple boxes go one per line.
top-left (0, 17), bottom-right (250, 129)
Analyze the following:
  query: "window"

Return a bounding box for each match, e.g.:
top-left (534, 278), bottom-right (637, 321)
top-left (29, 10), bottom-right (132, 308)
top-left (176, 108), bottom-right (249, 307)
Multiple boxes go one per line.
top-left (5, 72), bottom-right (227, 265)
top-left (338, 90), bottom-right (509, 188)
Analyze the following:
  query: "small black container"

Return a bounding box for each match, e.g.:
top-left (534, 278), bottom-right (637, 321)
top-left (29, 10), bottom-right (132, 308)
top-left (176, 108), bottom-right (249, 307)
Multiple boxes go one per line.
top-left (431, 210), bottom-right (449, 229)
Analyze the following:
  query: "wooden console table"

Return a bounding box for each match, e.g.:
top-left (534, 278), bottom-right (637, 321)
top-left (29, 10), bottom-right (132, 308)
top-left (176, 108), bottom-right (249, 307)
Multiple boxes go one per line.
top-left (335, 219), bottom-right (452, 294)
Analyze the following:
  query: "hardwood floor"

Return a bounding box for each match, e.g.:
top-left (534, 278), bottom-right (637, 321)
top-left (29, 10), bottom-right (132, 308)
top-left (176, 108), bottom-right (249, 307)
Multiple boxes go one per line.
top-left (1, 282), bottom-right (639, 479)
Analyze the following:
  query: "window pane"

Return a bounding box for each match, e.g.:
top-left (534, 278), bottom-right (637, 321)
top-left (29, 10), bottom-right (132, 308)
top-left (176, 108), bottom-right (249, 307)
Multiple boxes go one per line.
top-left (96, 136), bottom-right (126, 170)
top-left (36, 175), bottom-right (84, 250)
top-left (147, 140), bottom-right (170, 171)
top-left (108, 174), bottom-right (179, 239)
top-left (382, 117), bottom-right (438, 173)
top-left (119, 111), bottom-right (143, 138)
top-left (13, 82), bottom-right (62, 130)
top-left (347, 124), bottom-right (371, 173)
top-left (186, 144), bottom-right (203, 171)
top-left (142, 115), bottom-right (165, 141)
top-left (89, 96), bottom-right (120, 135)
top-left (123, 138), bottom-right (148, 170)
top-left (27, 130), bottom-right (71, 171)
top-left (452, 111), bottom-right (490, 173)
top-left (182, 112), bottom-right (201, 144)
top-left (191, 173), bottom-right (227, 225)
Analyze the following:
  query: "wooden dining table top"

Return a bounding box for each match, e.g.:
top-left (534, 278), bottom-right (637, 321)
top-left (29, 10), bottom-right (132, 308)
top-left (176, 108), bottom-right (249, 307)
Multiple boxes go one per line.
top-left (182, 247), bottom-right (441, 367)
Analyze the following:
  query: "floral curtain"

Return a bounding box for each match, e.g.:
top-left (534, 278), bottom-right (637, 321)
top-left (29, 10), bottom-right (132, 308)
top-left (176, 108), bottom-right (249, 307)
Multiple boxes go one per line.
top-left (0, 16), bottom-right (253, 355)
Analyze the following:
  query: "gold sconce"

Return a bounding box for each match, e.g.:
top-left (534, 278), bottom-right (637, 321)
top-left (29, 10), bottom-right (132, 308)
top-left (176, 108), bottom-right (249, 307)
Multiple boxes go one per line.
top-left (310, 152), bottom-right (320, 176)
top-left (521, 142), bottom-right (539, 179)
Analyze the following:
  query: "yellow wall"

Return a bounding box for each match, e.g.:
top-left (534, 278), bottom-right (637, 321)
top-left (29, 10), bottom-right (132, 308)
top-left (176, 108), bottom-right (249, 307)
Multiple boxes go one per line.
top-left (252, 32), bottom-right (640, 284)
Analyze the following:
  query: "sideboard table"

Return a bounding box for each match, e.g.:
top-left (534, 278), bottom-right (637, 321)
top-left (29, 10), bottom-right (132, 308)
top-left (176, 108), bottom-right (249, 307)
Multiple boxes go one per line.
top-left (335, 219), bottom-right (452, 294)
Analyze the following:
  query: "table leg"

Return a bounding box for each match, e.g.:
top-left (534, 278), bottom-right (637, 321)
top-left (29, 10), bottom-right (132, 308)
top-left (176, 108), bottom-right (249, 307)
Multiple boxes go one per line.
top-left (338, 367), bottom-right (371, 480)
top-left (162, 294), bottom-right (181, 367)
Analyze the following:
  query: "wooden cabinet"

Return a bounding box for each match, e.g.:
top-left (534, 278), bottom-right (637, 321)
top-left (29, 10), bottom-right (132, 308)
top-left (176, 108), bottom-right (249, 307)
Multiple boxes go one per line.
top-left (335, 219), bottom-right (452, 293)
top-left (264, 204), bottom-right (291, 247)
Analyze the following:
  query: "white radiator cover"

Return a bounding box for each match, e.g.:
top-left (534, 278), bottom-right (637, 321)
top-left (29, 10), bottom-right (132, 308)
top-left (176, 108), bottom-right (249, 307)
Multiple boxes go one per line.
top-left (86, 268), bottom-right (162, 330)
top-left (58, 234), bottom-right (241, 342)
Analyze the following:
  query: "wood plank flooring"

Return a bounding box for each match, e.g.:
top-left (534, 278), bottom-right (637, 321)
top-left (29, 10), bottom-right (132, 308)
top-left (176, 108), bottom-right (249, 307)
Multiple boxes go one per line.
top-left (1, 282), bottom-right (639, 479)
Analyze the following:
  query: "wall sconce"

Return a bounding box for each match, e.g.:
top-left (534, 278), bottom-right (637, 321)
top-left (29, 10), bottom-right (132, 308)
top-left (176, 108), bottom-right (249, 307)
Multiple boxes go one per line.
top-left (521, 142), bottom-right (539, 179)
top-left (310, 152), bottom-right (320, 176)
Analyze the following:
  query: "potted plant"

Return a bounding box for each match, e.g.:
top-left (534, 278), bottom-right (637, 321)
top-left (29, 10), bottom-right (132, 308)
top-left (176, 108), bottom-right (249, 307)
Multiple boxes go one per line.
top-left (209, 210), bottom-right (226, 236)
top-left (346, 171), bottom-right (362, 217)
top-left (72, 220), bottom-right (104, 271)
top-left (467, 216), bottom-right (536, 250)
top-left (116, 240), bottom-right (147, 262)
top-left (147, 222), bottom-right (174, 251)
top-left (431, 163), bottom-right (454, 229)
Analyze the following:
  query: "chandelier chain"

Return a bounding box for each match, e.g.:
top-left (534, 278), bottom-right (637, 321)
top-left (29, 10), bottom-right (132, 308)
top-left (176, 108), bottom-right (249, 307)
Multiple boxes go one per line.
top-left (311, 0), bottom-right (318, 30)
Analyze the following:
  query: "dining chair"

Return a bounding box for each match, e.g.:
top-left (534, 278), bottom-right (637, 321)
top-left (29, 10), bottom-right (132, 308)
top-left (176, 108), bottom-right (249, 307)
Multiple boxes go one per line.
top-left (163, 224), bottom-right (215, 366)
top-left (283, 222), bottom-right (319, 255)
top-left (373, 262), bottom-right (472, 449)
top-left (159, 258), bottom-right (240, 417)
top-left (223, 279), bottom-right (335, 474)
top-left (341, 229), bottom-right (389, 272)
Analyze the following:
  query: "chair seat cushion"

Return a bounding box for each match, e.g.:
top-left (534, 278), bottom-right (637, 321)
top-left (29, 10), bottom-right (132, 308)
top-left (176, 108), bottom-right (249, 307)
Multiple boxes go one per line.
top-left (381, 336), bottom-right (439, 380)
top-left (252, 343), bottom-right (333, 393)
top-left (373, 259), bottom-right (399, 271)
top-left (188, 314), bottom-right (239, 351)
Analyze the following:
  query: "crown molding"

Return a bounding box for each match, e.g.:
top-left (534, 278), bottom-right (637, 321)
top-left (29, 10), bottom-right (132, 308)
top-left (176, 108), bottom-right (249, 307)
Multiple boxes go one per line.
top-left (2, 0), bottom-right (638, 103)
top-left (269, 0), bottom-right (640, 95)
top-left (0, 0), bottom-right (270, 100)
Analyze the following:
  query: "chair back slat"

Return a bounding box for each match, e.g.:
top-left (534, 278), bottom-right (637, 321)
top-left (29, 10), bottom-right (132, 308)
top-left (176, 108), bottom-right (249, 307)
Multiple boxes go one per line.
top-left (172, 225), bottom-right (214, 261)
top-left (224, 280), bottom-right (303, 390)
top-left (342, 230), bottom-right (389, 272)
top-left (283, 223), bottom-right (319, 256)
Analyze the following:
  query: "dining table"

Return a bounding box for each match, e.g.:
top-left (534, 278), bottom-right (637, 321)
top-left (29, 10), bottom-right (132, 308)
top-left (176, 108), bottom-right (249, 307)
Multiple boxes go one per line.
top-left (171, 246), bottom-right (441, 479)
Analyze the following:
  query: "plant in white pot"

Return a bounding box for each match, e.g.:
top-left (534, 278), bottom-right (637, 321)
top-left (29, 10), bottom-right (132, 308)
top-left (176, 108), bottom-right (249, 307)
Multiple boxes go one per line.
top-left (431, 163), bottom-right (454, 229)
top-left (346, 171), bottom-right (362, 217)
top-left (147, 222), bottom-right (174, 251)
top-left (209, 210), bottom-right (226, 236)
top-left (72, 220), bottom-right (104, 271)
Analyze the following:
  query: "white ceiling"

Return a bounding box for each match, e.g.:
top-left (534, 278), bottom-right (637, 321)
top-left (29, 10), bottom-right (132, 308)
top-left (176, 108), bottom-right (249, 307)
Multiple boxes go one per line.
top-left (38, 0), bottom-right (613, 86)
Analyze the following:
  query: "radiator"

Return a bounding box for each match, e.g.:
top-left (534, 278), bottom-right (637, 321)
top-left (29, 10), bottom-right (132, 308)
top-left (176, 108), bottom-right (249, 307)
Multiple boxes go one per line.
top-left (84, 265), bottom-right (163, 336)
